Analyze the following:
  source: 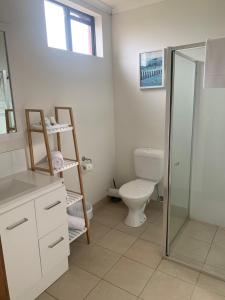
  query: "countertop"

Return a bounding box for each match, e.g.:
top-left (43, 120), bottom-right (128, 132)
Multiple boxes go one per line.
top-left (0, 171), bottom-right (64, 215)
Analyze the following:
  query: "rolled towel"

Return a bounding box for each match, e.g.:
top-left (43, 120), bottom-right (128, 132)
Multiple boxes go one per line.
top-left (51, 151), bottom-right (64, 170)
top-left (68, 215), bottom-right (85, 231)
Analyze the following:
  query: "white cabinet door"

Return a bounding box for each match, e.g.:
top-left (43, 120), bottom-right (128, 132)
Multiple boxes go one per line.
top-left (35, 186), bottom-right (67, 238)
top-left (0, 202), bottom-right (41, 300)
top-left (39, 223), bottom-right (69, 275)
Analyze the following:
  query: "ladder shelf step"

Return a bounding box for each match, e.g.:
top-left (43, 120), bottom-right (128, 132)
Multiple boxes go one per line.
top-left (31, 125), bottom-right (73, 135)
top-left (69, 227), bottom-right (87, 243)
top-left (36, 159), bottom-right (78, 175)
top-left (66, 190), bottom-right (83, 208)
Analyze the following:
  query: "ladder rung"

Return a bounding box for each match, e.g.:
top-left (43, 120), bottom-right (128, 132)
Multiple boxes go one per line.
top-left (66, 190), bottom-right (83, 207)
top-left (36, 159), bottom-right (78, 175)
top-left (69, 227), bottom-right (87, 243)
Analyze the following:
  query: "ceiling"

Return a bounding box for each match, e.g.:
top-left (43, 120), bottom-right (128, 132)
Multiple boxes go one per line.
top-left (100, 0), bottom-right (167, 14)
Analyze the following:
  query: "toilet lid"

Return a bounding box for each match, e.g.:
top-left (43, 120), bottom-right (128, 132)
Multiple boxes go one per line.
top-left (119, 179), bottom-right (155, 200)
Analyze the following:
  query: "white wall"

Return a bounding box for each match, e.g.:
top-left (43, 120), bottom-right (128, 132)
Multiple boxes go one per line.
top-left (0, 0), bottom-right (115, 204)
top-left (190, 62), bottom-right (225, 227)
top-left (112, 0), bottom-right (225, 186)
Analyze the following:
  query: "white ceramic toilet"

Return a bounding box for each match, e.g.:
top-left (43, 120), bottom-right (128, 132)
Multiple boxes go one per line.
top-left (119, 148), bottom-right (164, 227)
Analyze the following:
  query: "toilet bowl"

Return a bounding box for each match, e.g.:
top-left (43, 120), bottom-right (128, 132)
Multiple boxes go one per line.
top-left (119, 179), bottom-right (155, 227)
top-left (119, 148), bottom-right (164, 228)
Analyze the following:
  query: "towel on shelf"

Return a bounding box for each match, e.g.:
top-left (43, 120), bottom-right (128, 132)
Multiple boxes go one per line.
top-left (68, 214), bottom-right (85, 230)
top-left (51, 151), bottom-right (64, 170)
top-left (204, 37), bottom-right (225, 88)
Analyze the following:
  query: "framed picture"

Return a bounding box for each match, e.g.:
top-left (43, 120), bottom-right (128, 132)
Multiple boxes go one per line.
top-left (140, 50), bottom-right (164, 89)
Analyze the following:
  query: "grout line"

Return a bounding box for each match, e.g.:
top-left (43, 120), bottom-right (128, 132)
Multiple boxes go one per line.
top-left (45, 291), bottom-right (59, 300)
top-left (82, 276), bottom-right (102, 299)
top-left (100, 278), bottom-right (142, 298)
top-left (136, 265), bottom-right (156, 297)
top-left (201, 226), bottom-right (219, 269)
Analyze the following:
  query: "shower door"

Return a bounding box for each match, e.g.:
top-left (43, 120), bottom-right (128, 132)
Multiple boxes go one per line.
top-left (169, 52), bottom-right (196, 244)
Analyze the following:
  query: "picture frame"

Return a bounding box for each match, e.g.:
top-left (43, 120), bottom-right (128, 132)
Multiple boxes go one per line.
top-left (140, 50), bottom-right (164, 89)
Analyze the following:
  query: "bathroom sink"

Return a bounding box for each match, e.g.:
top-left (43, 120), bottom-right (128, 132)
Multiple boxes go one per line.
top-left (0, 178), bottom-right (36, 201)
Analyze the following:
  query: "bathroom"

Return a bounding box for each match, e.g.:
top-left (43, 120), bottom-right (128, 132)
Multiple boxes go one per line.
top-left (1, 0), bottom-right (225, 299)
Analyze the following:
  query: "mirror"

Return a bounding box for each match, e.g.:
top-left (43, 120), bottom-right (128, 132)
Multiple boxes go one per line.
top-left (0, 31), bottom-right (16, 134)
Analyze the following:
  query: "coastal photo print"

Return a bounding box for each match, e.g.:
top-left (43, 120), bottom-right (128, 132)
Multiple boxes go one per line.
top-left (140, 50), bottom-right (164, 89)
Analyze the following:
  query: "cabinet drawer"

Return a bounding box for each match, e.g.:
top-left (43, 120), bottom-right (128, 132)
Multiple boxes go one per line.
top-left (0, 202), bottom-right (41, 300)
top-left (39, 223), bottom-right (69, 275)
top-left (35, 186), bottom-right (67, 238)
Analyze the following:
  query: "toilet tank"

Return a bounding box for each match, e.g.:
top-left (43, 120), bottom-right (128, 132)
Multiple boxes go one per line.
top-left (134, 148), bottom-right (164, 182)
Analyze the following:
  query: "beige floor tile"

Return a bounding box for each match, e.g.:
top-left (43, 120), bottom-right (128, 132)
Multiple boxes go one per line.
top-left (115, 221), bottom-right (148, 237)
top-left (86, 280), bottom-right (137, 300)
top-left (104, 257), bottom-right (154, 296)
top-left (197, 273), bottom-right (225, 297)
top-left (169, 216), bottom-right (187, 242)
top-left (192, 287), bottom-right (225, 300)
top-left (47, 265), bottom-right (100, 300)
top-left (145, 208), bottom-right (163, 225)
top-left (97, 229), bottom-right (137, 254)
top-left (158, 260), bottom-right (199, 284)
top-left (214, 227), bottom-right (225, 247)
top-left (36, 292), bottom-right (56, 300)
top-left (203, 263), bottom-right (225, 280)
top-left (171, 255), bottom-right (204, 271)
top-left (182, 220), bottom-right (218, 243)
top-left (69, 242), bottom-right (120, 277)
top-left (78, 220), bottom-right (111, 243)
top-left (148, 200), bottom-right (163, 211)
top-left (124, 239), bottom-right (162, 269)
top-left (94, 205), bottom-right (127, 228)
top-left (206, 243), bottom-right (225, 269)
top-left (140, 271), bottom-right (194, 300)
top-left (140, 223), bottom-right (163, 246)
top-left (171, 235), bottom-right (211, 264)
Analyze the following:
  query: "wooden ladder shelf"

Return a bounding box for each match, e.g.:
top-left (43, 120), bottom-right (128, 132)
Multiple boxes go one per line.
top-left (25, 107), bottom-right (90, 244)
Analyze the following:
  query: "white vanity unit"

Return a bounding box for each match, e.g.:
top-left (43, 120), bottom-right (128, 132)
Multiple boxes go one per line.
top-left (0, 170), bottom-right (69, 300)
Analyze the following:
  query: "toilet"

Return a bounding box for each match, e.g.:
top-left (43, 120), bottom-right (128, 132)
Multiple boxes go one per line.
top-left (119, 148), bottom-right (164, 227)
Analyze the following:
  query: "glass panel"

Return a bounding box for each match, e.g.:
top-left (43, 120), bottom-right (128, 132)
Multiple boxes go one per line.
top-left (0, 32), bottom-right (15, 134)
top-left (167, 45), bottom-right (225, 281)
top-left (44, 0), bottom-right (67, 50)
top-left (70, 20), bottom-right (92, 55)
top-left (169, 52), bottom-right (196, 244)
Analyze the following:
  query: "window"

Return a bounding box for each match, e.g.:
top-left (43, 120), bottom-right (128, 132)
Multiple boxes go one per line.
top-left (44, 0), bottom-right (96, 56)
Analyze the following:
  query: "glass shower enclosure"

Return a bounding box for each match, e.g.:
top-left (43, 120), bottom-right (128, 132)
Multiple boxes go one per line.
top-left (164, 43), bottom-right (225, 280)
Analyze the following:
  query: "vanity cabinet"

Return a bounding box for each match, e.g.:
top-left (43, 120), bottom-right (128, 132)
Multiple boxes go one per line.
top-left (0, 201), bottom-right (41, 300)
top-left (0, 240), bottom-right (10, 300)
top-left (0, 184), bottom-right (69, 300)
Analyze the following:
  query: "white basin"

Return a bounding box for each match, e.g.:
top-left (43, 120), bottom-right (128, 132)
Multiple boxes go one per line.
top-left (0, 178), bottom-right (36, 201)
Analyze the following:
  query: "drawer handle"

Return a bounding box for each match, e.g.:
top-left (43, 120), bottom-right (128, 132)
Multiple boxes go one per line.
top-left (44, 201), bottom-right (61, 210)
top-left (6, 218), bottom-right (28, 230)
top-left (48, 237), bottom-right (64, 249)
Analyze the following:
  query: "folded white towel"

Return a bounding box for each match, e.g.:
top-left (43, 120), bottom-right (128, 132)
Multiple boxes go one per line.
top-left (204, 37), bottom-right (225, 88)
top-left (51, 151), bottom-right (64, 170)
top-left (68, 215), bottom-right (85, 230)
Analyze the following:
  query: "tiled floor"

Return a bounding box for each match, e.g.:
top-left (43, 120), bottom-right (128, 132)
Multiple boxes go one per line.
top-left (37, 199), bottom-right (225, 300)
top-left (171, 219), bottom-right (225, 279)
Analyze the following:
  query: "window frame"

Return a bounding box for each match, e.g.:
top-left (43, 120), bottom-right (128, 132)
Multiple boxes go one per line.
top-left (45, 0), bottom-right (96, 56)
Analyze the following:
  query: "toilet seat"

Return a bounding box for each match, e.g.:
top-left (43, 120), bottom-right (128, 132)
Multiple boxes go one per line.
top-left (119, 179), bottom-right (155, 200)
